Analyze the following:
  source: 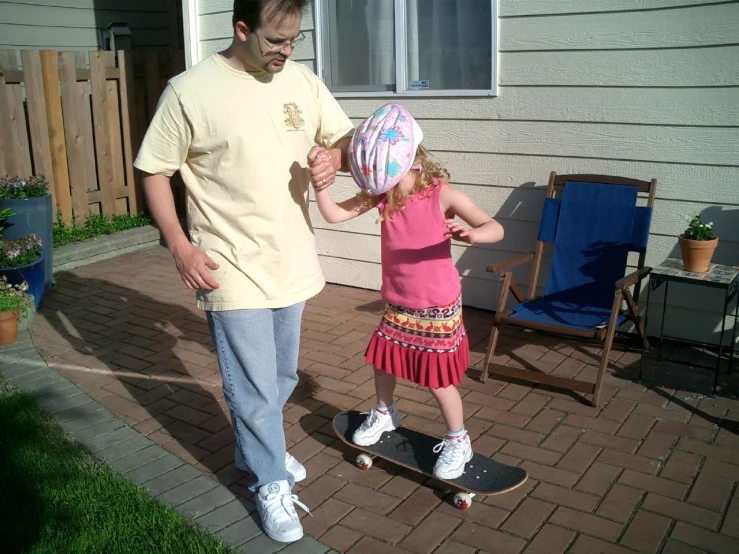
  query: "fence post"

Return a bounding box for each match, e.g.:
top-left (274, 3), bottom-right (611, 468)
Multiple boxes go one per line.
top-left (21, 50), bottom-right (56, 212)
top-left (100, 52), bottom-right (127, 216)
top-left (89, 51), bottom-right (116, 216)
top-left (0, 58), bottom-right (9, 178)
top-left (0, 51), bottom-right (32, 178)
top-left (58, 52), bottom-right (89, 224)
top-left (118, 50), bottom-right (140, 216)
top-left (40, 50), bottom-right (73, 225)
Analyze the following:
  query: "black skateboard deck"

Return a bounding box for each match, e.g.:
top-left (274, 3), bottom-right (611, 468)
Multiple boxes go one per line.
top-left (333, 410), bottom-right (528, 509)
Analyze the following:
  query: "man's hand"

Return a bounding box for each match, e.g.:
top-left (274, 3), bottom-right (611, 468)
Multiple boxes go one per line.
top-left (308, 146), bottom-right (337, 192)
top-left (171, 242), bottom-right (220, 291)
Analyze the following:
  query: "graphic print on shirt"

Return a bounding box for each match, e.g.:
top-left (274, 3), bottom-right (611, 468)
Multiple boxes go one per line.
top-left (283, 103), bottom-right (305, 131)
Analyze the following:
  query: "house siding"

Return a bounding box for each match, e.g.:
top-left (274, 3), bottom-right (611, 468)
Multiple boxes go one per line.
top-left (195, 0), bottom-right (739, 346)
top-left (0, 0), bottom-right (179, 53)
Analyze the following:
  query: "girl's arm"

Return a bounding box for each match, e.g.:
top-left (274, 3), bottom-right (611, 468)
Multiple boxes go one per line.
top-left (314, 188), bottom-right (377, 223)
top-left (309, 147), bottom-right (378, 223)
top-left (440, 185), bottom-right (504, 245)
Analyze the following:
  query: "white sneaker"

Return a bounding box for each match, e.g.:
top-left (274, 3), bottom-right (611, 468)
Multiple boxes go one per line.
top-left (256, 480), bottom-right (311, 543)
top-left (432, 434), bottom-right (473, 479)
top-left (236, 451), bottom-right (306, 482)
top-left (352, 406), bottom-right (401, 446)
top-left (285, 452), bottom-right (306, 482)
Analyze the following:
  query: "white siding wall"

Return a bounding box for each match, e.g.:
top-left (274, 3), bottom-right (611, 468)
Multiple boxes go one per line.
top-left (0, 0), bottom-right (178, 52)
top-left (195, 0), bottom-right (739, 347)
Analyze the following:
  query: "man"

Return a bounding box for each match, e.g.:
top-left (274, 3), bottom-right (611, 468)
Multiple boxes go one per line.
top-left (134, 0), bottom-right (353, 543)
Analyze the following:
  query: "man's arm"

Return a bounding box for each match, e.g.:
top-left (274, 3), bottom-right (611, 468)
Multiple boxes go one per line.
top-left (143, 172), bottom-right (220, 291)
top-left (329, 136), bottom-right (351, 173)
top-left (134, 83), bottom-right (220, 292)
top-left (143, 173), bottom-right (188, 251)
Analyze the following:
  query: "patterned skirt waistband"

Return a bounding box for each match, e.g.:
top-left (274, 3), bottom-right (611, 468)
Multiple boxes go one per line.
top-left (377, 296), bottom-right (465, 354)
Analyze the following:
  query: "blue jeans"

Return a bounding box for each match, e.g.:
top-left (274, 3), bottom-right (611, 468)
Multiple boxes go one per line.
top-left (206, 302), bottom-right (305, 491)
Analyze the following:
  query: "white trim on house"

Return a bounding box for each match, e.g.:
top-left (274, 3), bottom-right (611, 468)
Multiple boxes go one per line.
top-left (330, 90), bottom-right (499, 99)
top-left (182, 0), bottom-right (200, 68)
top-left (394, 0), bottom-right (408, 94)
top-left (492, 0), bottom-right (499, 98)
top-left (313, 0), bottom-right (326, 83)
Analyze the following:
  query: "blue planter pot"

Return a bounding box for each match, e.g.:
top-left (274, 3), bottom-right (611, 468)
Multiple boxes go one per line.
top-left (0, 195), bottom-right (53, 293)
top-left (0, 254), bottom-right (45, 309)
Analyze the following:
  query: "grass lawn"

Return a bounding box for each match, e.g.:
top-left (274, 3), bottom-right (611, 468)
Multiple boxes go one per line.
top-left (0, 380), bottom-right (233, 554)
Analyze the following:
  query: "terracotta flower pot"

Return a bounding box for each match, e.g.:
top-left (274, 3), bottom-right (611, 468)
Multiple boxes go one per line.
top-left (0, 310), bottom-right (17, 345)
top-left (678, 234), bottom-right (718, 273)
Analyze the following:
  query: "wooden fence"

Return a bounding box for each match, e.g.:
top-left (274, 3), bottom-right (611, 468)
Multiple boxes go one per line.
top-left (0, 49), bottom-right (186, 224)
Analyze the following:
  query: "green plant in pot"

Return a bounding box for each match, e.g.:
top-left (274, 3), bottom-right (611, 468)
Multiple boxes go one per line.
top-left (678, 213), bottom-right (718, 273)
top-left (0, 175), bottom-right (53, 294)
top-left (0, 231), bottom-right (44, 309)
top-left (0, 207), bottom-right (12, 234)
top-left (0, 276), bottom-right (33, 344)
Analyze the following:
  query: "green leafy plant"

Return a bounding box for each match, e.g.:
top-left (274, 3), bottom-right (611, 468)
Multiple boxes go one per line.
top-left (0, 207), bottom-right (13, 236)
top-left (0, 234), bottom-right (42, 268)
top-left (53, 211), bottom-right (153, 248)
top-left (15, 291), bottom-right (34, 323)
top-left (0, 296), bottom-right (20, 313)
top-left (683, 213), bottom-right (716, 241)
top-left (0, 175), bottom-right (49, 199)
top-left (0, 276), bottom-right (29, 316)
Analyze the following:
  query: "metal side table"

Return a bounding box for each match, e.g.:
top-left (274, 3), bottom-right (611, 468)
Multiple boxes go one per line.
top-left (639, 258), bottom-right (739, 395)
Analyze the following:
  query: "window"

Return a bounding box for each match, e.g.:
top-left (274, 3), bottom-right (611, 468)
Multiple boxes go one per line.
top-left (315, 0), bottom-right (497, 96)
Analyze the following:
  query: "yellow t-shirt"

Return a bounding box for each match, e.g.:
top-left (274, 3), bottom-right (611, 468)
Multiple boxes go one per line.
top-left (134, 54), bottom-right (354, 311)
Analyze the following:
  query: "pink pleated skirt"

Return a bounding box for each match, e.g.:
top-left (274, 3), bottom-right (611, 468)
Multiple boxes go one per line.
top-left (365, 295), bottom-right (470, 388)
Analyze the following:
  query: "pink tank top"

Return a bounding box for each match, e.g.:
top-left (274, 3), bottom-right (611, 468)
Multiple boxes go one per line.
top-left (379, 182), bottom-right (462, 309)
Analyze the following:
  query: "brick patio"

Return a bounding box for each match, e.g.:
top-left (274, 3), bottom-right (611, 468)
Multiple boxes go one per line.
top-left (29, 247), bottom-right (739, 554)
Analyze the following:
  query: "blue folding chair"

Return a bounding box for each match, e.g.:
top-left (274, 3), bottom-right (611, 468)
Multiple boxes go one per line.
top-left (483, 173), bottom-right (656, 406)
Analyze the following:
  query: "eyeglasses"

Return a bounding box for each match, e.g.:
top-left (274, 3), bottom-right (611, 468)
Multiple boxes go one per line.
top-left (254, 31), bottom-right (306, 53)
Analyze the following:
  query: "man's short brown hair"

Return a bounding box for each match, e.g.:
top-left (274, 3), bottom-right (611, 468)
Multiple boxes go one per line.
top-left (233, 0), bottom-right (308, 31)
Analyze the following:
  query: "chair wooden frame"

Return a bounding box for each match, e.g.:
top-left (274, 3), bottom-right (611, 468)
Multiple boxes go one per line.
top-left (482, 172), bottom-right (657, 406)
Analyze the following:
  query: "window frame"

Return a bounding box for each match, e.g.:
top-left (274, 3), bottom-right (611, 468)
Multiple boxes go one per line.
top-left (313, 0), bottom-right (499, 98)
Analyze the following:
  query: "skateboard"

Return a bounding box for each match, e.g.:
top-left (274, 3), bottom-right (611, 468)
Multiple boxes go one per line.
top-left (333, 410), bottom-right (528, 510)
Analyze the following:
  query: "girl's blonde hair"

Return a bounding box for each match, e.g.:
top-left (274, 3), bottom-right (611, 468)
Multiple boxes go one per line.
top-left (358, 146), bottom-right (450, 222)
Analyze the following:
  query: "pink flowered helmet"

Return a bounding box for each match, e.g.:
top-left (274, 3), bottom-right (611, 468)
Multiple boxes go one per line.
top-left (348, 103), bottom-right (424, 196)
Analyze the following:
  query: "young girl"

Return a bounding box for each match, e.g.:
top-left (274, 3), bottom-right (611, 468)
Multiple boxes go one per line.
top-left (312, 103), bottom-right (504, 479)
